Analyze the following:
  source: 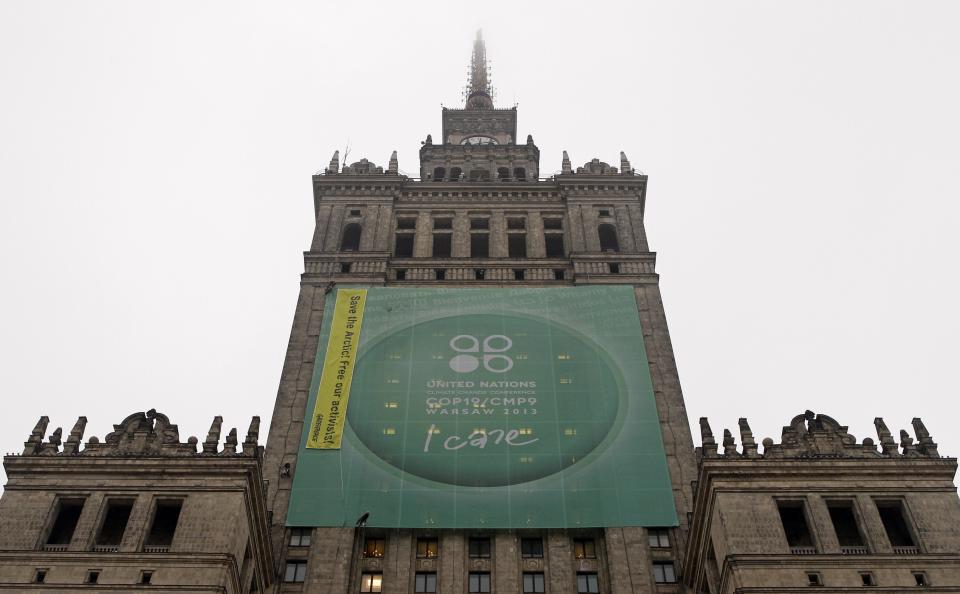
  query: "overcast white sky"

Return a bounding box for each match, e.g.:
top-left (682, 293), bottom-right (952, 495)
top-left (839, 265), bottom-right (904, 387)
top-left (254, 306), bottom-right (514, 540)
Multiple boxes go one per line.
top-left (2, 1), bottom-right (958, 488)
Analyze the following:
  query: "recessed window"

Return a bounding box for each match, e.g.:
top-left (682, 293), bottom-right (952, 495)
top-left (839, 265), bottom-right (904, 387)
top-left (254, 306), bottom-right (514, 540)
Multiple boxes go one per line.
top-left (415, 572), bottom-right (437, 593)
top-left (289, 527), bottom-right (311, 547)
top-left (513, 268), bottom-right (525, 281)
top-left (507, 218), bottom-right (526, 230)
top-left (340, 223), bottom-right (362, 252)
top-left (553, 269), bottom-right (565, 280)
top-left (360, 572), bottom-right (382, 593)
top-left (913, 572), bottom-right (928, 587)
top-left (598, 224), bottom-right (619, 252)
top-left (876, 501), bottom-right (916, 549)
top-left (44, 498), bottom-right (85, 549)
top-left (471, 234), bottom-right (489, 258)
top-left (827, 502), bottom-right (865, 551)
top-left (284, 561), bottom-right (307, 583)
top-left (144, 500), bottom-right (182, 551)
top-left (397, 218), bottom-right (416, 230)
top-left (778, 501), bottom-right (815, 551)
top-left (523, 572), bottom-right (545, 593)
top-left (432, 234), bottom-right (452, 258)
top-left (363, 538), bottom-right (385, 558)
top-left (474, 268), bottom-right (485, 280)
top-left (85, 570), bottom-right (100, 584)
top-left (395, 269), bottom-right (407, 280)
top-left (470, 218), bottom-right (489, 230)
top-left (806, 572), bottom-right (822, 586)
top-left (469, 572), bottom-right (491, 593)
top-left (598, 209), bottom-right (612, 217)
top-left (648, 528), bottom-right (670, 548)
top-left (394, 235), bottom-right (415, 258)
top-left (859, 572), bottom-right (875, 586)
top-left (653, 561), bottom-right (676, 584)
top-left (416, 538), bottom-right (438, 559)
top-left (513, 167), bottom-right (527, 181)
top-left (469, 537), bottom-right (491, 558)
top-left (545, 234), bottom-right (565, 257)
top-left (521, 537), bottom-right (543, 558)
top-left (449, 167), bottom-right (463, 181)
top-left (609, 263), bottom-right (620, 274)
top-left (543, 218), bottom-right (562, 230)
top-left (140, 570), bottom-right (154, 585)
top-left (349, 209), bottom-right (361, 217)
top-left (433, 218), bottom-right (452, 230)
top-left (574, 538), bottom-right (596, 559)
top-left (432, 167), bottom-right (446, 181)
top-left (33, 569), bottom-right (47, 584)
top-left (95, 500), bottom-right (133, 550)
top-left (577, 573), bottom-right (599, 594)
top-left (435, 269), bottom-right (446, 280)
top-left (340, 262), bottom-right (351, 273)
top-left (508, 235), bottom-right (527, 258)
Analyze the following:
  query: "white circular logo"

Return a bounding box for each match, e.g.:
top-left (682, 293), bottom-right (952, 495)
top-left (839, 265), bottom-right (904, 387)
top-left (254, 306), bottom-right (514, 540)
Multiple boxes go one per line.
top-left (449, 334), bottom-right (513, 373)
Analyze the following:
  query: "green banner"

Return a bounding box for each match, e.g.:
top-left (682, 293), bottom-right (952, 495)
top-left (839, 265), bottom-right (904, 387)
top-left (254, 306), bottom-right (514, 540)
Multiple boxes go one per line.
top-left (287, 286), bottom-right (678, 528)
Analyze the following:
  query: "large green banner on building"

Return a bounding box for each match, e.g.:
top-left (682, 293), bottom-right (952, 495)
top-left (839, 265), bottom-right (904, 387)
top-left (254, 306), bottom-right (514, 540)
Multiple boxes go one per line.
top-left (286, 286), bottom-right (677, 528)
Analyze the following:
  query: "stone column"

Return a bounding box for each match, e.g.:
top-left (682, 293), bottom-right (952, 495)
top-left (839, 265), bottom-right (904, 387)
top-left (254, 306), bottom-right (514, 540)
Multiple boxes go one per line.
top-left (323, 205), bottom-right (346, 252)
top-left (856, 494), bottom-right (894, 553)
top-left (413, 211), bottom-right (432, 258)
top-left (808, 495), bottom-right (840, 553)
top-left (490, 210), bottom-right (508, 258)
top-left (311, 204), bottom-right (333, 252)
top-left (374, 204), bottom-right (394, 252)
top-left (452, 210), bottom-right (470, 258)
top-left (527, 210), bottom-right (546, 258)
top-left (614, 206), bottom-right (637, 253)
top-left (583, 206), bottom-right (601, 252)
top-left (359, 205), bottom-right (378, 252)
top-left (567, 205), bottom-right (586, 252)
top-left (494, 532), bottom-right (519, 594)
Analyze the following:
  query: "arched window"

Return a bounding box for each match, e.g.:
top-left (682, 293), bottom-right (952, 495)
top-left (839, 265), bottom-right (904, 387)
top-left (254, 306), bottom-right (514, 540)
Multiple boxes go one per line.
top-left (497, 167), bottom-right (510, 180)
top-left (449, 167), bottom-right (462, 181)
top-left (340, 223), bottom-right (362, 252)
top-left (513, 167), bottom-right (527, 181)
top-left (433, 167), bottom-right (446, 181)
top-left (598, 224), bottom-right (619, 252)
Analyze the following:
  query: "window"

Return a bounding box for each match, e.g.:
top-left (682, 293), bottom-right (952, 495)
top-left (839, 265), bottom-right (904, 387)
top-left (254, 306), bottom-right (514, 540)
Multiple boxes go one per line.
top-left (778, 501), bottom-right (815, 550)
top-left (432, 234), bottom-right (452, 258)
top-left (577, 573), bottom-right (599, 594)
top-left (340, 223), bottom-right (362, 251)
top-left (521, 537), bottom-right (544, 558)
top-left (507, 217), bottom-right (526, 230)
top-left (471, 234), bottom-right (489, 258)
top-left (806, 572), bottom-right (822, 586)
top-left (450, 167), bottom-right (462, 181)
top-left (144, 500), bottom-right (182, 550)
top-left (859, 572), bottom-right (875, 586)
top-left (513, 268), bottom-right (525, 281)
top-left (395, 269), bottom-right (407, 280)
top-left (469, 572), bottom-right (491, 593)
top-left (598, 209), bottom-right (611, 217)
top-left (33, 569), bottom-right (46, 584)
top-left (543, 218), bottom-right (562, 230)
top-left (827, 502), bottom-right (865, 550)
top-left (284, 561), bottom-right (307, 583)
top-left (397, 218), bottom-right (416, 230)
top-left (553, 269), bottom-right (565, 280)
top-left (45, 498), bottom-right (84, 548)
top-left (514, 167), bottom-right (527, 181)
top-left (470, 218), bottom-right (489, 230)
top-left (395, 235), bottom-right (414, 257)
top-left (598, 224), bottom-right (619, 252)
top-left (508, 235), bottom-right (527, 258)
top-left (653, 562), bottom-right (677, 584)
top-left (95, 500), bottom-right (133, 549)
top-left (876, 501), bottom-right (916, 548)
top-left (416, 538), bottom-right (438, 558)
top-left (609, 263), bottom-right (620, 274)
top-left (415, 572), bottom-right (437, 593)
top-left (433, 167), bottom-right (446, 181)
top-left (290, 527), bottom-right (311, 547)
top-left (523, 572), bottom-right (545, 593)
top-left (360, 572), bottom-right (383, 593)
top-left (545, 234), bottom-right (564, 257)
top-left (340, 262), bottom-right (351, 273)
top-left (140, 570), bottom-right (154, 585)
top-left (498, 167), bottom-right (510, 180)
top-left (435, 268), bottom-right (446, 280)
top-left (433, 218), bottom-right (452, 230)
top-left (349, 209), bottom-right (361, 217)
top-left (363, 538), bottom-right (385, 558)
top-left (573, 538), bottom-right (596, 559)
top-left (469, 537), bottom-right (491, 558)
top-left (648, 528), bottom-right (670, 548)
top-left (474, 268), bottom-right (485, 280)
top-left (85, 570), bottom-right (100, 584)
top-left (913, 572), bottom-right (928, 586)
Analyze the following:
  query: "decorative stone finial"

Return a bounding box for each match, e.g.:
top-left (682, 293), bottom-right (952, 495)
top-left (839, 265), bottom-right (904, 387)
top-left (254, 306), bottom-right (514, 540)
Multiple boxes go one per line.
top-left (388, 151), bottom-right (398, 174)
top-left (243, 416), bottom-right (261, 455)
top-left (874, 417), bottom-right (898, 456)
top-left (562, 151), bottom-right (572, 174)
top-left (620, 151), bottom-right (632, 175)
top-left (23, 416), bottom-right (49, 455)
top-left (63, 417), bottom-right (87, 455)
top-left (425, 134), bottom-right (433, 145)
top-left (698, 417), bottom-right (717, 457)
top-left (912, 417), bottom-right (939, 457)
top-left (738, 418), bottom-right (758, 458)
top-left (899, 429), bottom-right (919, 457)
top-left (223, 428), bottom-right (238, 454)
top-left (204, 416), bottom-right (223, 454)
top-left (326, 150), bottom-right (340, 174)
top-left (722, 429), bottom-right (738, 456)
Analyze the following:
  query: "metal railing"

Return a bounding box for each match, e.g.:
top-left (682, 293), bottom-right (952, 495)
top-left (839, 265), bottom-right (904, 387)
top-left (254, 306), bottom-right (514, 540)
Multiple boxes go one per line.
top-left (790, 546), bottom-right (817, 555)
top-left (91, 544), bottom-right (119, 552)
top-left (143, 545), bottom-right (170, 553)
top-left (40, 544), bottom-right (67, 552)
top-left (840, 546), bottom-right (869, 555)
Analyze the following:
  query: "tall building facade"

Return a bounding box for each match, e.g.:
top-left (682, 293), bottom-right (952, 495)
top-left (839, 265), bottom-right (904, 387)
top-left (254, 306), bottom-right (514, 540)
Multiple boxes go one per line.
top-left (1, 32), bottom-right (958, 594)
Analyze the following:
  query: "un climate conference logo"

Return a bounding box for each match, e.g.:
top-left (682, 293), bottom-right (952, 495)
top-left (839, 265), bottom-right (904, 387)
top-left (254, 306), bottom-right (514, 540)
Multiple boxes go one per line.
top-left (448, 335), bottom-right (513, 373)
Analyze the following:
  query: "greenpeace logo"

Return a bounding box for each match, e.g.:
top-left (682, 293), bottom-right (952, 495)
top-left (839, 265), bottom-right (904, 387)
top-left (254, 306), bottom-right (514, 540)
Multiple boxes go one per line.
top-left (448, 335), bottom-right (513, 373)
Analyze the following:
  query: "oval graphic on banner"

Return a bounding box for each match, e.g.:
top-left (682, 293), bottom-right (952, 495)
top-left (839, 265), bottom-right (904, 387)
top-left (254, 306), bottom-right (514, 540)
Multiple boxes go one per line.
top-left (347, 314), bottom-right (623, 487)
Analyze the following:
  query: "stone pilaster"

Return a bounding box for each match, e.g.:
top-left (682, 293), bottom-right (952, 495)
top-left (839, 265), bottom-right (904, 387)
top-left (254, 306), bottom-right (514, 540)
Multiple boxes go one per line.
top-left (452, 210), bottom-right (470, 258)
top-left (323, 205), bottom-right (346, 252)
top-left (527, 210), bottom-right (546, 258)
top-left (413, 211), bottom-right (432, 258)
top-left (490, 210), bottom-right (507, 258)
top-left (614, 206), bottom-right (636, 253)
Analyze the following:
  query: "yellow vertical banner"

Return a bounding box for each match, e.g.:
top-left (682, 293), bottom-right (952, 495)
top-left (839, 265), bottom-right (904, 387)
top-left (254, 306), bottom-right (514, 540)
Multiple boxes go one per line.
top-left (306, 288), bottom-right (368, 449)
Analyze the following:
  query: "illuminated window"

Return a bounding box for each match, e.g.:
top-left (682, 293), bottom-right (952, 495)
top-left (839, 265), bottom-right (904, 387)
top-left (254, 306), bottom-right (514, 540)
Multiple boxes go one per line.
top-left (415, 572), bottom-right (437, 593)
top-left (363, 538), bottom-right (385, 558)
top-left (574, 539), bottom-right (596, 559)
top-left (384, 402), bottom-right (398, 409)
top-left (469, 572), bottom-right (490, 593)
top-left (284, 561), bottom-right (307, 583)
top-left (289, 528), bottom-right (311, 547)
top-left (523, 572), bottom-right (545, 593)
top-left (564, 428), bottom-right (577, 436)
top-left (648, 528), bottom-right (670, 548)
top-left (560, 378), bottom-right (574, 385)
top-left (557, 354), bottom-right (572, 360)
top-left (518, 428), bottom-right (533, 436)
top-left (577, 573), bottom-right (599, 594)
top-left (416, 538), bottom-right (438, 558)
top-left (652, 562), bottom-right (676, 584)
top-left (383, 428), bottom-right (396, 436)
top-left (520, 457), bottom-right (534, 463)
top-left (469, 537), bottom-right (491, 558)
top-left (386, 379), bottom-right (400, 384)
top-left (360, 572), bottom-right (383, 593)
top-left (388, 353), bottom-right (401, 360)
top-left (521, 538), bottom-right (544, 558)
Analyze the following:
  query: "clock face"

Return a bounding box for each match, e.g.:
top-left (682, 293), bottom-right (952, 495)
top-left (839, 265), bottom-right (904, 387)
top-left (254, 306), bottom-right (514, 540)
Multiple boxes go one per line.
top-left (461, 135), bottom-right (498, 145)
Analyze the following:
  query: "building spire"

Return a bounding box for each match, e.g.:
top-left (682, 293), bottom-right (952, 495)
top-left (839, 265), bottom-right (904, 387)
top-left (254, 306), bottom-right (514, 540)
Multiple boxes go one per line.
top-left (465, 29), bottom-right (494, 110)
